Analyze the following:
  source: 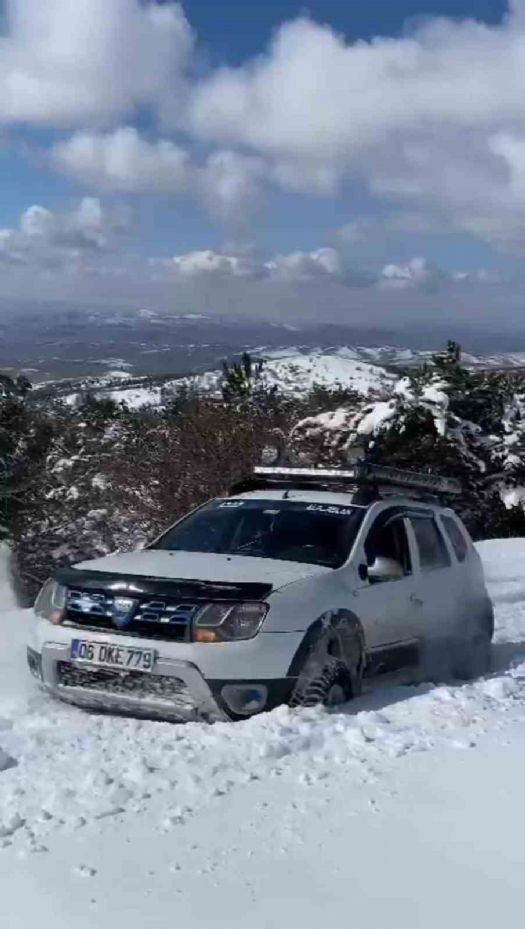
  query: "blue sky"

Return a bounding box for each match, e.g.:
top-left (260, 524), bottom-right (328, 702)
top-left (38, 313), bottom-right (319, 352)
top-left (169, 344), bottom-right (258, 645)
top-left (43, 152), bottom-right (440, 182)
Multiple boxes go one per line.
top-left (1, 0), bottom-right (525, 330)
top-left (186, 0), bottom-right (506, 59)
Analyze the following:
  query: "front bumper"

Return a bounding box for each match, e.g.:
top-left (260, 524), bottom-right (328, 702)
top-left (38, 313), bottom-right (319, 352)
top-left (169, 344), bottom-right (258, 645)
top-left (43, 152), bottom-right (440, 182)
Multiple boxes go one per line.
top-left (27, 617), bottom-right (302, 722)
top-left (29, 642), bottom-right (229, 721)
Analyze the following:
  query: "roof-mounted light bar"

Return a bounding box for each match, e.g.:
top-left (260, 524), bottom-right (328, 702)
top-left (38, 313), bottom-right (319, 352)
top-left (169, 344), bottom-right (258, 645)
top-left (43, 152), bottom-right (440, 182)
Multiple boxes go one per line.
top-left (253, 462), bottom-right (461, 496)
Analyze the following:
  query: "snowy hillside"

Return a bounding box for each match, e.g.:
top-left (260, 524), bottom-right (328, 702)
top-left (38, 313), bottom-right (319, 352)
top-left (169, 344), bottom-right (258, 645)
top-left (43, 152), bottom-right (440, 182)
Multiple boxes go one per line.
top-left (1, 540), bottom-right (525, 926)
top-left (35, 342), bottom-right (525, 412)
top-left (180, 348), bottom-right (394, 399)
top-left (51, 349), bottom-right (394, 410)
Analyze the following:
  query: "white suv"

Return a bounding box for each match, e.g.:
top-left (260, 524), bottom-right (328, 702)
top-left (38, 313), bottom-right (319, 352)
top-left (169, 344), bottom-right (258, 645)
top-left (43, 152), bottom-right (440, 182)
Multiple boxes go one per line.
top-left (27, 463), bottom-right (494, 721)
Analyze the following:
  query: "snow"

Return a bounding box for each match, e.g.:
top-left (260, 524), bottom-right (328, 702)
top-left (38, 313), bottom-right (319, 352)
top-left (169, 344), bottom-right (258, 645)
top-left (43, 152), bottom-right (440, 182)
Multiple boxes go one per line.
top-left (66, 350), bottom-right (395, 409)
top-left (356, 399), bottom-right (397, 434)
top-left (242, 351), bottom-right (392, 397)
top-left (177, 352), bottom-right (392, 400)
top-left (502, 486), bottom-right (525, 508)
top-left (421, 383), bottom-right (448, 407)
top-left (1, 539), bottom-right (525, 925)
top-left (104, 370), bottom-right (132, 380)
top-left (108, 385), bottom-right (162, 408)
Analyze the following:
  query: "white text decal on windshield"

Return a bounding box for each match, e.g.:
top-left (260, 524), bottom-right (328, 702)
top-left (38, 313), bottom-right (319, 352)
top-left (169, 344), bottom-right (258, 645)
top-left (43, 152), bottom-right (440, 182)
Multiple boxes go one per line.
top-left (306, 504), bottom-right (354, 516)
top-left (218, 501), bottom-right (245, 508)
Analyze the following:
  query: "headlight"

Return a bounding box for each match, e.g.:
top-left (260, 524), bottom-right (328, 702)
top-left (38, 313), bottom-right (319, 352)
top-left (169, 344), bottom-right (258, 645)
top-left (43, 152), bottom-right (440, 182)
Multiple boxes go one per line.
top-left (194, 602), bottom-right (268, 642)
top-left (34, 579), bottom-right (67, 625)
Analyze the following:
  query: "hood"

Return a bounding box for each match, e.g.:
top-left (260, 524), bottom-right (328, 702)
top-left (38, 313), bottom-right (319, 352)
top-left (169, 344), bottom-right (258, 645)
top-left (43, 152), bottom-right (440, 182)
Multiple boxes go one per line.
top-left (73, 549), bottom-right (330, 593)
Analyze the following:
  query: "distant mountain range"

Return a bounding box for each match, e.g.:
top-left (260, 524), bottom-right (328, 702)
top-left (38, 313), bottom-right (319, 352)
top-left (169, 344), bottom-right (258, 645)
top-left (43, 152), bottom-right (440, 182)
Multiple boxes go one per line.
top-left (4, 303), bottom-right (525, 385)
top-left (31, 344), bottom-right (525, 411)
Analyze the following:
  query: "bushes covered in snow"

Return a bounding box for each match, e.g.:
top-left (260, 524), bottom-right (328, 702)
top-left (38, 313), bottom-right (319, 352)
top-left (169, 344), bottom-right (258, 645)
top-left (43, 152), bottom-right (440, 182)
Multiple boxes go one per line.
top-left (3, 342), bottom-right (525, 601)
top-left (6, 392), bottom-right (296, 601)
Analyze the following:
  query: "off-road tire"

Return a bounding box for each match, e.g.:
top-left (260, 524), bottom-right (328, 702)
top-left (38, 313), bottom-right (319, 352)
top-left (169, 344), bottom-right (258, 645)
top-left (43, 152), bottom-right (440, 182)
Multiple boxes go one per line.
top-left (453, 629), bottom-right (492, 681)
top-left (289, 630), bottom-right (363, 709)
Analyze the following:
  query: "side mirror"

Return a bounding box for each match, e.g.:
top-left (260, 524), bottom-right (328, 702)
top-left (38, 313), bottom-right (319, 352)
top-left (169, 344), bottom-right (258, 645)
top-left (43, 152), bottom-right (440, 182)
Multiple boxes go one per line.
top-left (368, 556), bottom-right (404, 583)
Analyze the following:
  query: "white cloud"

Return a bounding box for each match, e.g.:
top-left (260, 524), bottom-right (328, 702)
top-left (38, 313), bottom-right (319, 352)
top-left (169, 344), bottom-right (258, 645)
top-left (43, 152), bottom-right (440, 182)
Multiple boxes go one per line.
top-left (0, 197), bottom-right (130, 267)
top-left (379, 257), bottom-right (441, 290)
top-left (200, 150), bottom-right (266, 221)
top-left (52, 128), bottom-right (191, 192)
top-left (159, 247), bottom-right (455, 290)
top-left (0, 0), bottom-right (192, 126)
top-left (265, 248), bottom-right (343, 282)
top-left (7, 2), bottom-right (525, 255)
top-left (184, 6), bottom-right (525, 250)
top-left (53, 130), bottom-right (265, 222)
top-left (164, 249), bottom-right (260, 279)
top-left (157, 247), bottom-right (345, 283)
top-left (452, 268), bottom-right (501, 284)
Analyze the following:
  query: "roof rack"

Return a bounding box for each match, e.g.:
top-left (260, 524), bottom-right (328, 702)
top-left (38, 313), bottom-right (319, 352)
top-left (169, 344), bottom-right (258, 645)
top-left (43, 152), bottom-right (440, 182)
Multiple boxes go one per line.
top-left (229, 461), bottom-right (461, 500)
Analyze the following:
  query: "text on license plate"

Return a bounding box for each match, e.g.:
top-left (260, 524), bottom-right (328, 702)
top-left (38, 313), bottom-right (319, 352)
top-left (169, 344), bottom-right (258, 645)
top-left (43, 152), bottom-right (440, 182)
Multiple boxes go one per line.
top-left (71, 639), bottom-right (155, 672)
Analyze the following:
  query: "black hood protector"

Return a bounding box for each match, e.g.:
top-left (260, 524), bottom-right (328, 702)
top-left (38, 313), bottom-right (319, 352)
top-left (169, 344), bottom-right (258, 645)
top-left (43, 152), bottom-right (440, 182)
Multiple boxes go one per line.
top-left (55, 566), bottom-right (273, 602)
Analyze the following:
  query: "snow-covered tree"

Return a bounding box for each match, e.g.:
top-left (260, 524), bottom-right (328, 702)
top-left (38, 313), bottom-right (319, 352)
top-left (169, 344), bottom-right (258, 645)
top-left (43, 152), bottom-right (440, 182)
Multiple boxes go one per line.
top-left (290, 343), bottom-right (525, 538)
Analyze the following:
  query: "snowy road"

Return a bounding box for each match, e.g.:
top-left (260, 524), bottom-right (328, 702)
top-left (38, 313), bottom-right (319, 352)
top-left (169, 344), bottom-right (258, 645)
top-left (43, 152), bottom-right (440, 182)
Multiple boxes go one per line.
top-left (1, 540), bottom-right (525, 927)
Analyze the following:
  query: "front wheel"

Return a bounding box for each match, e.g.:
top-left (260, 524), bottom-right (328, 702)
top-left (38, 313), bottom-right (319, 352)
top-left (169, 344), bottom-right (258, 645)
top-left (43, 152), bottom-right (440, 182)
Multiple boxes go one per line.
top-left (289, 631), bottom-right (363, 709)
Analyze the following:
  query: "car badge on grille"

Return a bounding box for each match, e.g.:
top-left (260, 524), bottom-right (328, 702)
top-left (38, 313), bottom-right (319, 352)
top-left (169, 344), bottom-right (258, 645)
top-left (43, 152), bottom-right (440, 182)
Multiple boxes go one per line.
top-left (111, 597), bottom-right (138, 628)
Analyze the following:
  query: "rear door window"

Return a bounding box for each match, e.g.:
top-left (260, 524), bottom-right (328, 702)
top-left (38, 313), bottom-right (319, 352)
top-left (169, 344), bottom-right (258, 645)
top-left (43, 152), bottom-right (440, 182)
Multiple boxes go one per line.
top-left (409, 516), bottom-right (451, 571)
top-left (441, 515), bottom-right (469, 563)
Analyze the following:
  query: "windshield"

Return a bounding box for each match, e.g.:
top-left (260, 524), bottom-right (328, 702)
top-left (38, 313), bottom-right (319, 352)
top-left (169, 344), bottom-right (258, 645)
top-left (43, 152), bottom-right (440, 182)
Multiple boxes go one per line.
top-left (152, 499), bottom-right (364, 568)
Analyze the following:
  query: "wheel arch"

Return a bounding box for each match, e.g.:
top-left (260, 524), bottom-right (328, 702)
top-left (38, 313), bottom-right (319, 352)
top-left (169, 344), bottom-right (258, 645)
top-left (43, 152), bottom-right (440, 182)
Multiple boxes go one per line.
top-left (286, 608), bottom-right (365, 678)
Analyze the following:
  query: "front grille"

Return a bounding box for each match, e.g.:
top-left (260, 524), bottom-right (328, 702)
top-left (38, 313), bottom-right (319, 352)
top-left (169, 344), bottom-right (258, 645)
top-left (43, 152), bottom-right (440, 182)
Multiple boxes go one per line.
top-left (57, 662), bottom-right (195, 708)
top-left (65, 588), bottom-right (199, 641)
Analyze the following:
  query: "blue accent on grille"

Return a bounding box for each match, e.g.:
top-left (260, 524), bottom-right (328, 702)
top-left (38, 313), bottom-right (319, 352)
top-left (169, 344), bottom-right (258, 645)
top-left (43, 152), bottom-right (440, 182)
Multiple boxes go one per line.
top-left (66, 589), bottom-right (199, 641)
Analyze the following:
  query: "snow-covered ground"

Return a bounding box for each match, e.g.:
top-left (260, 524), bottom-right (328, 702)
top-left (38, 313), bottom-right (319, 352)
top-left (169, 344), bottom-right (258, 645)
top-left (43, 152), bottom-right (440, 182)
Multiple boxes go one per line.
top-left (98, 351), bottom-right (394, 409)
top-left (1, 539), bottom-right (525, 926)
top-left (47, 344), bottom-right (525, 411)
top-left (180, 349), bottom-right (394, 400)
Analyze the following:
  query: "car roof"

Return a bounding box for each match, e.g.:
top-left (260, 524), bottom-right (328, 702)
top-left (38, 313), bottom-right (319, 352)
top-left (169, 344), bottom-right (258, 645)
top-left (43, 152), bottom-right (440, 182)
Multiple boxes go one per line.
top-left (231, 489), bottom-right (363, 506)
top-left (229, 489), bottom-right (445, 512)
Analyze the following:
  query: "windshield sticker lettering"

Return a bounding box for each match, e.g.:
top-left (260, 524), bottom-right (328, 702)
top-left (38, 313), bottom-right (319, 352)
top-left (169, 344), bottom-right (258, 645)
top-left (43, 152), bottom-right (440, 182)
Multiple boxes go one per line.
top-left (218, 501), bottom-right (245, 508)
top-left (306, 504), bottom-right (355, 516)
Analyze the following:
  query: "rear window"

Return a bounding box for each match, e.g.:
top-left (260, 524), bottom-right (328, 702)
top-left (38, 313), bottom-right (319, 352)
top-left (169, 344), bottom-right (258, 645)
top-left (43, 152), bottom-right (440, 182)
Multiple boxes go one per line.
top-left (409, 516), bottom-right (451, 571)
top-left (441, 515), bottom-right (469, 562)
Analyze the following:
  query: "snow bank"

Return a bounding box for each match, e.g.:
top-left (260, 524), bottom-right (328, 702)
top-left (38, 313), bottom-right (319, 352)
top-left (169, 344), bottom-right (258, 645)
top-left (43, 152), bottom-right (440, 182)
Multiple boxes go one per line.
top-left (0, 539), bottom-right (524, 851)
top-left (1, 540), bottom-right (525, 926)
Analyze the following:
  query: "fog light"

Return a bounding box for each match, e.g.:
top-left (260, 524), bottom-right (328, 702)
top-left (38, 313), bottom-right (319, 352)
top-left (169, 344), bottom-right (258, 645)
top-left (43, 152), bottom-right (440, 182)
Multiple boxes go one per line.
top-left (27, 647), bottom-right (42, 681)
top-left (221, 684), bottom-right (268, 716)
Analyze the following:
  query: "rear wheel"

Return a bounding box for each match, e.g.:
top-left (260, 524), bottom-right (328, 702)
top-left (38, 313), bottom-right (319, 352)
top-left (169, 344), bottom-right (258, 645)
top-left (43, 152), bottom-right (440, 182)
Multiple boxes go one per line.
top-left (453, 629), bottom-right (492, 681)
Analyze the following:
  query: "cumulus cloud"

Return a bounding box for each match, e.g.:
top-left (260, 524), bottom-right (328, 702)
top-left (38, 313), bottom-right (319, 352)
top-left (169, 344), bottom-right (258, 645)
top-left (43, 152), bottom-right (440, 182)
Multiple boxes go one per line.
top-left (0, 198), bottom-right (130, 267)
top-left (159, 247), bottom-right (464, 290)
top-left (199, 150), bottom-right (267, 221)
top-left (187, 12), bottom-right (525, 162)
top-left (0, 0), bottom-right (192, 126)
top-left (53, 130), bottom-right (265, 222)
top-left (265, 248), bottom-right (343, 282)
top-left (183, 6), bottom-right (525, 249)
top-left (52, 128), bottom-right (191, 192)
top-left (379, 257), bottom-right (442, 290)
top-left (161, 249), bottom-right (261, 279)
top-left (6, 1), bottom-right (525, 273)
top-left (159, 247), bottom-right (346, 283)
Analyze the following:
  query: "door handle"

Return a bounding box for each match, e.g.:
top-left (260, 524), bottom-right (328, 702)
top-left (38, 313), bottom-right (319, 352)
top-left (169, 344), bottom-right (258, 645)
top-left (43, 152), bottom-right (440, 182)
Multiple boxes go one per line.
top-left (410, 594), bottom-right (424, 607)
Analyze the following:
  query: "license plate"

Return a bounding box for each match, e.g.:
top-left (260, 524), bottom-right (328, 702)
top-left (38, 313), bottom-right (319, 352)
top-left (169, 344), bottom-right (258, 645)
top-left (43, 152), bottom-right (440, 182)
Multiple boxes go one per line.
top-left (70, 639), bottom-right (155, 673)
